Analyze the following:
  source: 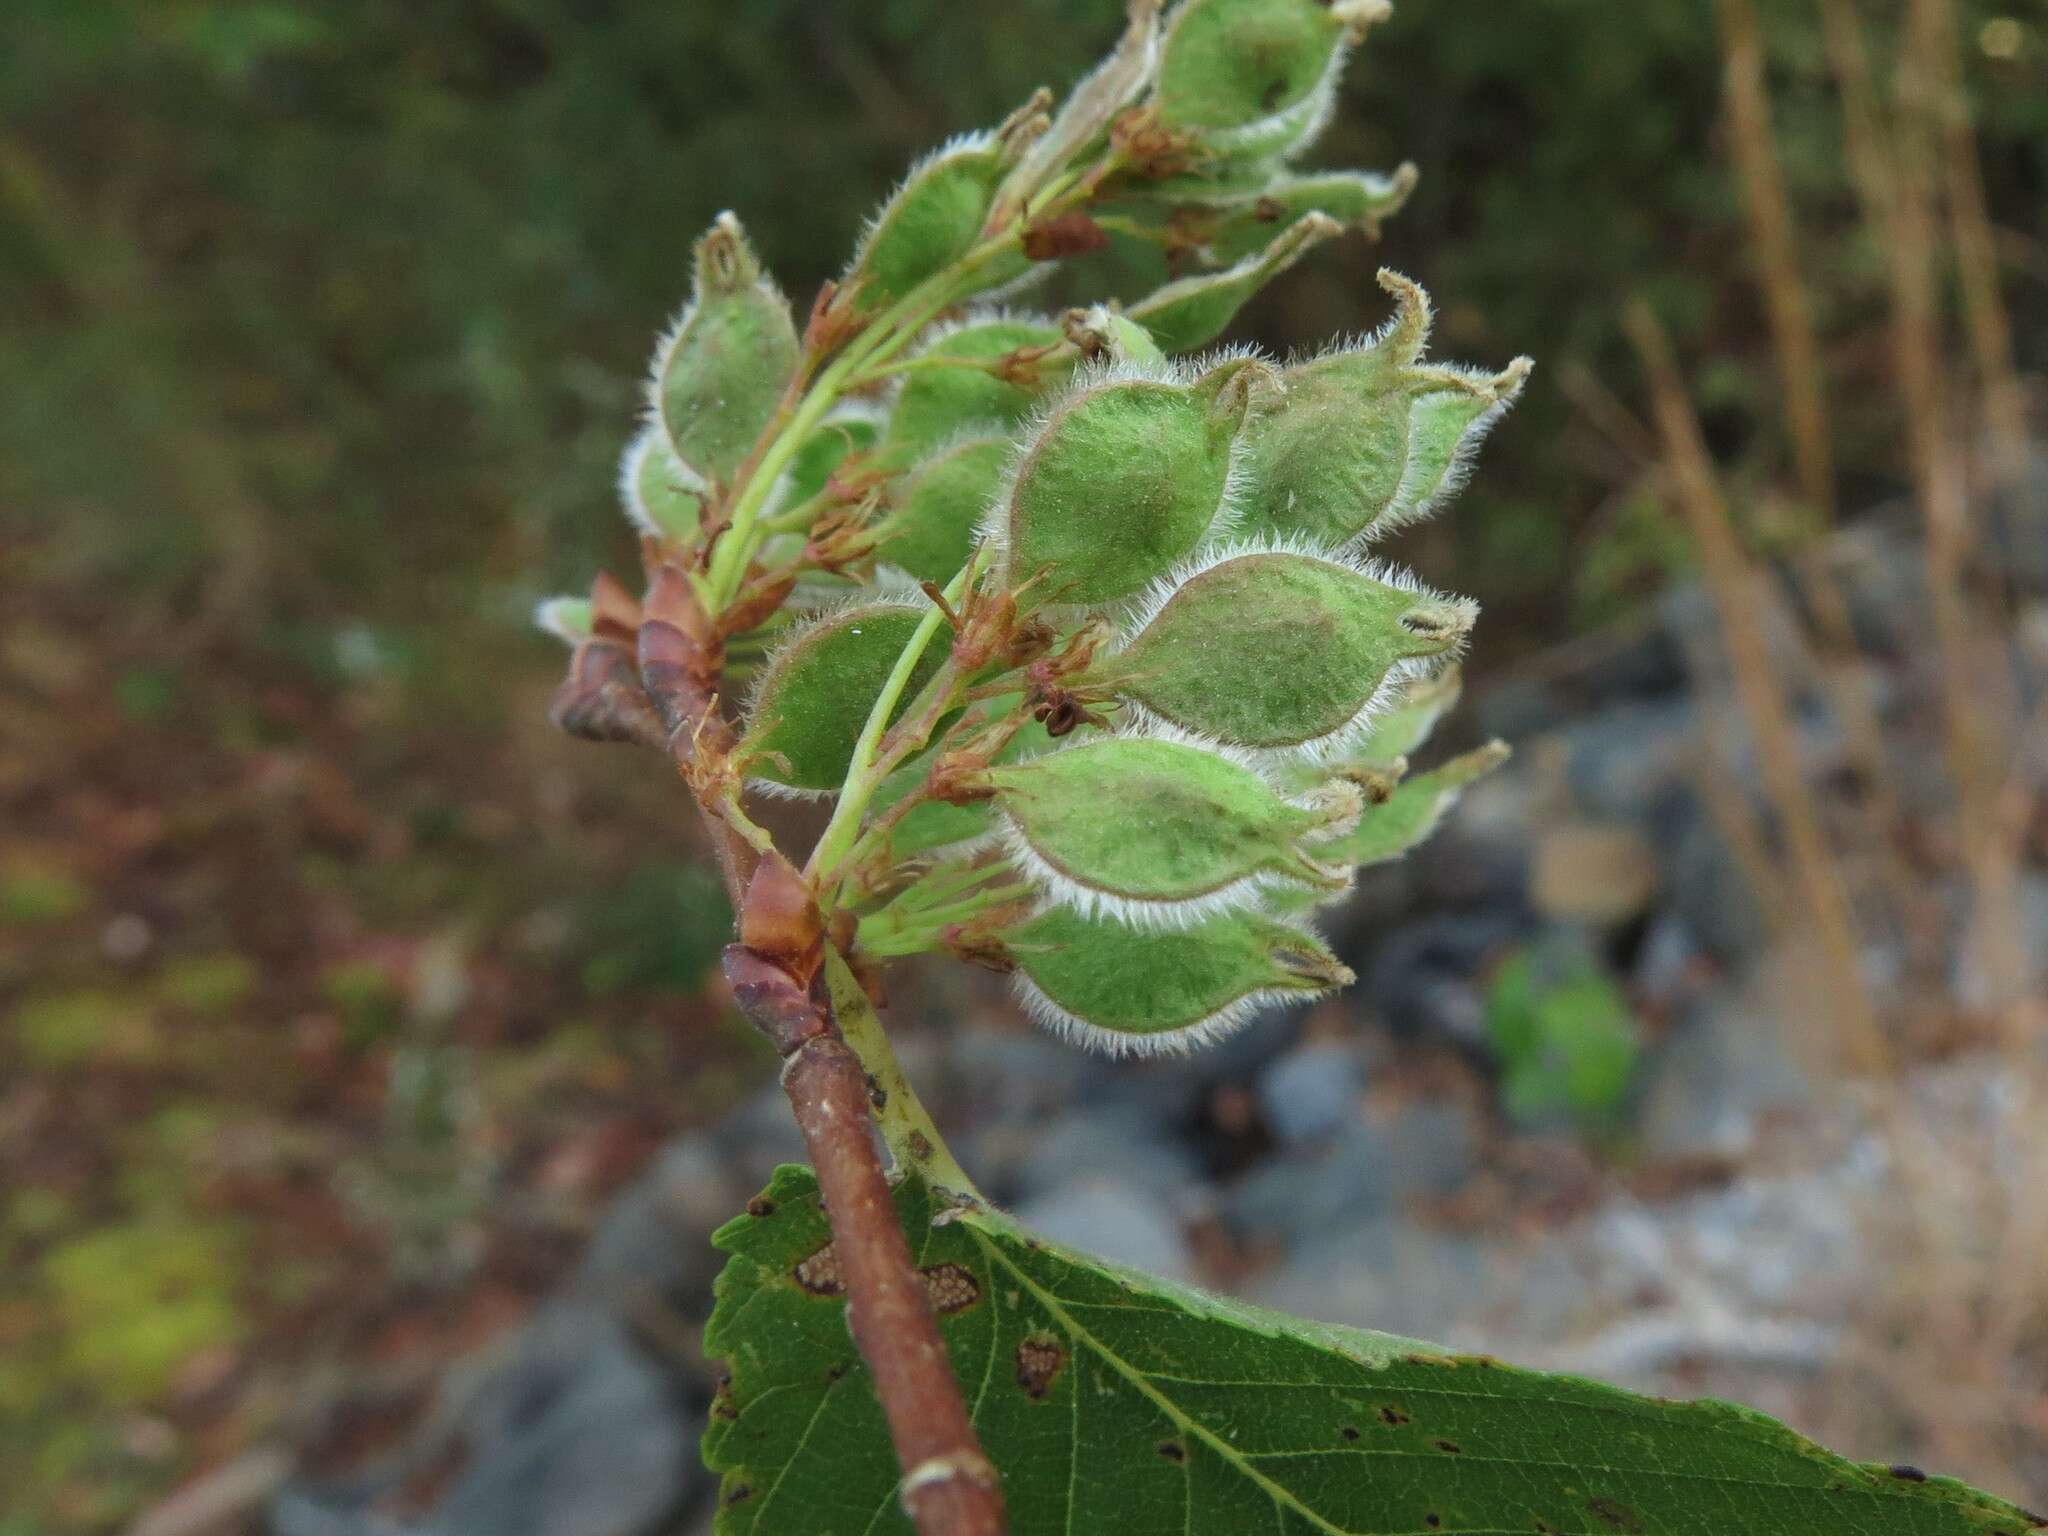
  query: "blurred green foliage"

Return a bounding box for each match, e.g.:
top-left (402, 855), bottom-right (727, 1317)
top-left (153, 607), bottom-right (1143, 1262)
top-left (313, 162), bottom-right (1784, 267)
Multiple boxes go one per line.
top-left (1485, 942), bottom-right (1642, 1130)
top-left (6, 0), bottom-right (2041, 658)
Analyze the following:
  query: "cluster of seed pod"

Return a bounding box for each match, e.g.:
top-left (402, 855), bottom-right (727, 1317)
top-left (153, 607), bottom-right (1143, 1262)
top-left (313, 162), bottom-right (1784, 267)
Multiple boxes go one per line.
top-left (540, 0), bottom-right (1527, 1056)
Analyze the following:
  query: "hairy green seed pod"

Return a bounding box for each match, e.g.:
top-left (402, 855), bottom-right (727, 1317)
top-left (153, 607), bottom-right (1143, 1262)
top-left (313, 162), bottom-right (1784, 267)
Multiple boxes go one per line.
top-left (883, 435), bottom-right (1010, 585)
top-left (618, 424), bottom-right (706, 542)
top-left (1153, 0), bottom-right (1389, 160)
top-left (1062, 304), bottom-right (1167, 370)
top-left (1201, 165), bottom-right (1419, 264)
top-left (741, 601), bottom-right (945, 795)
top-left (1000, 0), bottom-right (1163, 216)
top-left (1128, 212), bottom-right (1339, 352)
top-left (1111, 544), bottom-right (1475, 753)
top-left (777, 403), bottom-right (885, 514)
top-left (1240, 270), bottom-right (1531, 547)
top-left (986, 732), bottom-right (1357, 924)
top-left (650, 212), bottom-right (800, 483)
top-left (845, 134), bottom-right (1009, 314)
top-left (882, 314), bottom-right (1067, 463)
top-left (1000, 360), bottom-right (1262, 607)
top-left (532, 597), bottom-right (593, 647)
top-left (1004, 903), bottom-right (1352, 1055)
top-left (1349, 664), bottom-right (1462, 766)
top-left (1313, 741), bottom-right (1509, 869)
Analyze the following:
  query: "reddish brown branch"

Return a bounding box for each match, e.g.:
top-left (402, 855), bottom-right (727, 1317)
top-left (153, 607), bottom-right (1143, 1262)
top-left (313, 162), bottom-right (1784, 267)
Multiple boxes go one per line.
top-left (721, 860), bottom-right (1005, 1535)
top-left (551, 559), bottom-right (1004, 1532)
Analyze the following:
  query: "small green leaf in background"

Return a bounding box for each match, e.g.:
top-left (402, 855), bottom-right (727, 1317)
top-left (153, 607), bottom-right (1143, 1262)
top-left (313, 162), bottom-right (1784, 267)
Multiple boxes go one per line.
top-left (1485, 941), bottom-right (1641, 1130)
top-left (704, 1166), bottom-right (2041, 1535)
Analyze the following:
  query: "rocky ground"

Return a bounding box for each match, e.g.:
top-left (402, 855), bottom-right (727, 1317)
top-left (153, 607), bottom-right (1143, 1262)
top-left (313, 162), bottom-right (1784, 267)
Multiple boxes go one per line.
top-left (260, 482), bottom-right (2048, 1535)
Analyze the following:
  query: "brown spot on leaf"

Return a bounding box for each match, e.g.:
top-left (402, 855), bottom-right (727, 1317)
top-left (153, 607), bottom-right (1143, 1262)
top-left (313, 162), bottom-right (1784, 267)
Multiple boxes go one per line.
top-left (722, 1483), bottom-right (753, 1507)
top-left (1588, 1497), bottom-right (1645, 1533)
top-left (1015, 1333), bottom-right (1065, 1400)
top-left (793, 1240), bottom-right (844, 1296)
top-left (825, 1360), bottom-right (849, 1383)
top-left (921, 1263), bottom-right (981, 1314)
top-left (1341, 1426), bottom-right (1360, 1442)
top-left (1157, 1440), bottom-right (1187, 1464)
top-left (908, 1130), bottom-right (934, 1161)
top-left (1890, 1464), bottom-right (1928, 1483)
top-left (745, 1196), bottom-right (776, 1218)
top-left (1379, 1406), bottom-right (1409, 1426)
top-left (1435, 1440), bottom-right (1462, 1455)
top-left (1425, 1517), bottom-right (1442, 1530)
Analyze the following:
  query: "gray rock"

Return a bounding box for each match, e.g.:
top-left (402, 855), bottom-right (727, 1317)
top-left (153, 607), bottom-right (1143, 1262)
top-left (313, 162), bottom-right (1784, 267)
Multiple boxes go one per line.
top-left (1012, 1177), bottom-right (1196, 1282)
top-left (1223, 1102), bottom-right (1478, 1249)
top-left (980, 1102), bottom-right (1201, 1210)
top-left (575, 1134), bottom-right (739, 1311)
top-left (1563, 700), bottom-right (1697, 829)
top-left (1361, 911), bottom-right (1523, 1050)
top-left (1530, 820), bottom-right (1660, 928)
top-left (1668, 813), bottom-right (1770, 963)
top-left (273, 1303), bottom-right (698, 1536)
top-left (1638, 981), bottom-right (1812, 1160)
top-left (1257, 1041), bottom-right (1366, 1146)
top-left (1249, 1215), bottom-right (1496, 1342)
top-left (709, 1083), bottom-right (807, 1186)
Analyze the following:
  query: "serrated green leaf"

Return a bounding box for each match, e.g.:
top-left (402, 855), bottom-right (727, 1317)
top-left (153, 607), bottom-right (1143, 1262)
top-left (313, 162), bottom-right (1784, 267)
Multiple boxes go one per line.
top-left (704, 1165), bottom-right (2040, 1536)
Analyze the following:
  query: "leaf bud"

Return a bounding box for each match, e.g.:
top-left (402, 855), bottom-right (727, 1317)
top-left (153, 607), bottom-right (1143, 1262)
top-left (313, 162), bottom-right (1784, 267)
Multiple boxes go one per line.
top-left (1061, 304), bottom-right (1167, 369)
top-left (532, 596), bottom-right (594, 647)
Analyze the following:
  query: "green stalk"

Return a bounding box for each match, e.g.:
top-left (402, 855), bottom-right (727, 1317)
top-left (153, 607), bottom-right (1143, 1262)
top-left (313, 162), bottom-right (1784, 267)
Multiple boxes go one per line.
top-left (859, 882), bottom-right (1037, 958)
top-left (822, 949), bottom-right (981, 1200)
top-left (807, 551), bottom-right (986, 884)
